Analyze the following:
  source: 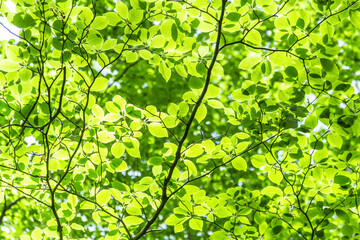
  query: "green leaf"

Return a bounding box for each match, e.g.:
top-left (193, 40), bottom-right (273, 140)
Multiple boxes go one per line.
top-left (214, 206), bottom-right (232, 218)
top-left (97, 190), bottom-right (111, 205)
top-left (124, 216), bottom-right (144, 226)
top-left (231, 156), bottom-right (247, 171)
top-left (259, 221), bottom-right (268, 235)
top-left (327, 133), bottom-right (342, 148)
top-left (171, 23), bottom-right (178, 41)
top-left (111, 142), bottom-right (125, 158)
top-left (19, 68), bottom-right (32, 81)
top-left (159, 60), bottom-right (171, 82)
top-left (268, 169), bottom-right (283, 185)
top-left (195, 103), bottom-right (207, 123)
top-left (0, 59), bottom-right (21, 72)
top-left (97, 131), bottom-right (115, 143)
top-left (269, 52), bottom-right (293, 66)
top-left (261, 186), bottom-right (283, 198)
top-left (273, 225), bottom-right (283, 234)
top-left (148, 157), bottom-right (162, 165)
top-left (128, 9), bottom-right (143, 24)
top-left (102, 39), bottom-right (117, 51)
top-left (251, 155), bottom-right (266, 168)
top-left (284, 66), bottom-right (298, 77)
top-left (350, 11), bottom-right (360, 28)
top-left (116, 1), bottom-right (128, 19)
top-left (71, 223), bottom-right (84, 231)
top-left (198, 46), bottom-right (209, 58)
top-left (104, 12), bottom-right (121, 26)
top-left (165, 214), bottom-right (182, 226)
top-left (207, 99), bottom-right (224, 109)
top-left (189, 218), bottom-right (203, 231)
top-left (31, 228), bottom-right (43, 239)
top-left (210, 231), bottom-right (227, 240)
top-left (11, 13), bottom-right (35, 28)
top-left (238, 55), bottom-right (262, 70)
top-left (150, 35), bottom-right (165, 48)
top-left (334, 174), bottom-right (351, 185)
top-left (148, 122), bottom-right (168, 138)
top-left (91, 16), bottom-right (108, 30)
top-left (91, 77), bottom-right (109, 92)
top-left (226, 12), bottom-right (241, 22)
top-left (245, 29), bottom-right (262, 46)
top-left (320, 58), bottom-right (334, 72)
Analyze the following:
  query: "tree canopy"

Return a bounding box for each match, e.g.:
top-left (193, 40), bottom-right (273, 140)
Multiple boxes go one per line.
top-left (0, 0), bottom-right (360, 239)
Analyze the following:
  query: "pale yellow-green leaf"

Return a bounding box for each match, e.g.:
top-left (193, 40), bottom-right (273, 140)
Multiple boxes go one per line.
top-left (126, 206), bottom-right (142, 216)
top-left (327, 133), bottom-right (343, 149)
top-left (104, 12), bottom-right (121, 26)
top-left (189, 218), bottom-right (203, 231)
top-left (214, 206), bottom-right (232, 218)
top-left (128, 9), bottom-right (143, 24)
top-left (231, 156), bottom-right (247, 171)
top-left (104, 113), bottom-right (121, 122)
top-left (148, 122), bottom-right (168, 138)
top-left (197, 21), bottom-right (216, 32)
top-left (97, 131), bottom-right (115, 143)
top-left (0, 59), bottom-right (21, 72)
top-left (198, 45), bottom-right (209, 58)
top-left (113, 95), bottom-right (127, 111)
top-left (0, 191), bottom-right (3, 204)
top-left (102, 39), bottom-right (117, 51)
top-left (185, 144), bottom-right (204, 158)
top-left (20, 235), bottom-right (31, 240)
top-left (159, 60), bottom-right (171, 82)
top-left (116, 160), bottom-right (128, 172)
top-left (31, 228), bottom-right (43, 240)
top-left (71, 223), bottom-right (84, 231)
top-left (350, 11), bottom-right (360, 28)
top-left (91, 16), bottom-right (108, 30)
top-left (91, 77), bottom-right (109, 92)
top-left (49, 159), bottom-right (59, 171)
top-left (67, 195), bottom-right (78, 209)
top-left (97, 189), bottom-right (111, 205)
top-left (116, 1), bottom-right (128, 19)
top-left (92, 104), bottom-right (104, 118)
top-left (139, 50), bottom-right (152, 60)
top-left (251, 155), bottom-right (266, 168)
top-left (238, 55), bottom-right (262, 70)
top-left (274, 17), bottom-right (290, 29)
top-left (124, 216), bottom-right (144, 226)
top-left (52, 149), bottom-right (69, 160)
top-left (261, 186), bottom-right (283, 197)
top-left (259, 221), bottom-right (268, 235)
top-left (207, 99), bottom-right (224, 109)
top-left (150, 35), bottom-right (165, 48)
top-left (165, 215), bottom-right (182, 226)
top-left (19, 68), bottom-right (32, 81)
top-left (268, 169), bottom-right (283, 185)
top-left (111, 142), bottom-right (125, 158)
top-left (174, 223), bottom-right (185, 233)
top-left (195, 103), bottom-right (207, 123)
top-left (125, 51), bottom-right (138, 63)
top-left (175, 64), bottom-right (188, 77)
top-left (245, 29), bottom-right (262, 46)
top-left (238, 216), bottom-right (250, 225)
top-left (123, 137), bottom-right (141, 158)
top-left (269, 52), bottom-right (293, 66)
top-left (162, 115), bottom-right (178, 128)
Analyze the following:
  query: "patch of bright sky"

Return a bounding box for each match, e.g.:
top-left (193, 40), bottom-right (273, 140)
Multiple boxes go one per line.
top-left (0, 1), bottom-right (19, 41)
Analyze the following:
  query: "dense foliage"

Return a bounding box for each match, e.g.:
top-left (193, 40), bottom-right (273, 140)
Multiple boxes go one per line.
top-left (1, 0), bottom-right (360, 239)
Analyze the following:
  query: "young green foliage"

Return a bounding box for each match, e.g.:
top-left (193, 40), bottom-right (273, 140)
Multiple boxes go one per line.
top-left (0, 0), bottom-right (360, 239)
